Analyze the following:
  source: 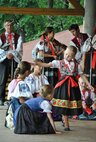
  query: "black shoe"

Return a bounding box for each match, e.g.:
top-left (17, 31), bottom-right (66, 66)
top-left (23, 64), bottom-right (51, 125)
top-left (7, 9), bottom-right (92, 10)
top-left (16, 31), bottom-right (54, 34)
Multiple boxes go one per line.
top-left (0, 100), bottom-right (4, 106)
top-left (64, 127), bottom-right (71, 131)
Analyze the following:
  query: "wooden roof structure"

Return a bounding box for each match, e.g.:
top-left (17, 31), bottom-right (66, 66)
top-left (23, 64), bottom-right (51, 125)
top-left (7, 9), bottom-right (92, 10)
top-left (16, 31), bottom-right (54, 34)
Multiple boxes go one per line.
top-left (0, 0), bottom-right (84, 16)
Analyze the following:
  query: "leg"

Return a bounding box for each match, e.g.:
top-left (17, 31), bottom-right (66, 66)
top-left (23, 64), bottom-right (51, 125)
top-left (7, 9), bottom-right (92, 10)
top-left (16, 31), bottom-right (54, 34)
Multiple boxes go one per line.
top-left (0, 60), bottom-right (9, 105)
top-left (63, 115), bottom-right (70, 131)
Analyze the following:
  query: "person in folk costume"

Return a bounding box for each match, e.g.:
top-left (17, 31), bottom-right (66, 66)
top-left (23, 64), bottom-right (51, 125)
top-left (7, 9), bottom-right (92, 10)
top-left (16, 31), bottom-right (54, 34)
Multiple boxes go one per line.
top-left (69, 24), bottom-right (89, 65)
top-left (25, 59), bottom-right (49, 98)
top-left (14, 85), bottom-right (61, 134)
top-left (78, 77), bottom-right (96, 119)
top-left (82, 27), bottom-right (96, 88)
top-left (5, 61), bottom-right (33, 129)
top-left (35, 46), bottom-right (94, 131)
top-left (32, 26), bottom-right (67, 87)
top-left (0, 20), bottom-right (23, 105)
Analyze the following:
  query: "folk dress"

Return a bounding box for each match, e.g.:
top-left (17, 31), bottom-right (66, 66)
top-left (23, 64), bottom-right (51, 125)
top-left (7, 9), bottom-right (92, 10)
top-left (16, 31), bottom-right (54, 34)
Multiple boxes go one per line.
top-left (14, 97), bottom-right (55, 134)
top-left (51, 59), bottom-right (83, 116)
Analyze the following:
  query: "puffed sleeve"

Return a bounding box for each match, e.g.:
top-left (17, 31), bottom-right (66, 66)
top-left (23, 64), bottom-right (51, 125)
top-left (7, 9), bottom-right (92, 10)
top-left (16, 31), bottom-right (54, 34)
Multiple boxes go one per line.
top-left (82, 36), bottom-right (92, 52)
top-left (18, 82), bottom-right (33, 98)
top-left (51, 60), bottom-right (60, 68)
top-left (40, 100), bottom-right (52, 113)
top-left (11, 81), bottom-right (33, 98)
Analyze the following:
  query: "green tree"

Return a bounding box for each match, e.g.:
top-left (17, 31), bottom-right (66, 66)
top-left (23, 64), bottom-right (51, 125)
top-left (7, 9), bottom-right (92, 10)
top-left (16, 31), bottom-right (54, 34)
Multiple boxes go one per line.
top-left (0, 0), bottom-right (84, 42)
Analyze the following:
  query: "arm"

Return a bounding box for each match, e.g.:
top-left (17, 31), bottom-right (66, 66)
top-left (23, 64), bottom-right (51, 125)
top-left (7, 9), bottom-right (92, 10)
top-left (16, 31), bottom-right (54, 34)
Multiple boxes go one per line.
top-left (36, 61), bottom-right (53, 68)
top-left (16, 36), bottom-right (23, 56)
top-left (80, 74), bottom-right (94, 91)
top-left (47, 112), bottom-right (62, 134)
top-left (47, 113), bottom-right (56, 132)
top-left (47, 113), bottom-right (62, 134)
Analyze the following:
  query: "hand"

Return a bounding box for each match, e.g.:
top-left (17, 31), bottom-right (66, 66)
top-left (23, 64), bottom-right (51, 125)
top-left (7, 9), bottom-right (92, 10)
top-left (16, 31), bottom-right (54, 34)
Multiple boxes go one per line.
top-left (6, 53), bottom-right (14, 59)
top-left (88, 85), bottom-right (94, 91)
top-left (53, 55), bottom-right (57, 59)
top-left (55, 131), bottom-right (62, 134)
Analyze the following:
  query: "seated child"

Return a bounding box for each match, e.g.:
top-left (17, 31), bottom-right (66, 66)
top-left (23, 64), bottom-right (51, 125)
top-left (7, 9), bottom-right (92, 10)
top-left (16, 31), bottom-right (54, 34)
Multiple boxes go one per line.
top-left (5, 61), bottom-right (33, 129)
top-left (25, 59), bottom-right (49, 98)
top-left (14, 85), bottom-right (61, 134)
top-left (78, 77), bottom-right (96, 119)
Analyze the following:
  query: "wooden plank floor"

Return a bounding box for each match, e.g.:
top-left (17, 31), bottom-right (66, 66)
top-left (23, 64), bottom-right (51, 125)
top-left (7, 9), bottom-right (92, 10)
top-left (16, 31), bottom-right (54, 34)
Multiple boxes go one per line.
top-left (0, 106), bottom-right (96, 142)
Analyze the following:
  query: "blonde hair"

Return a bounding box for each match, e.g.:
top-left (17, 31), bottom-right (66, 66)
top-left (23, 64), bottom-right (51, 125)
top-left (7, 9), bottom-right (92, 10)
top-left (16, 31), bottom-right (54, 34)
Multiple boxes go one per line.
top-left (40, 85), bottom-right (54, 98)
top-left (67, 46), bottom-right (77, 55)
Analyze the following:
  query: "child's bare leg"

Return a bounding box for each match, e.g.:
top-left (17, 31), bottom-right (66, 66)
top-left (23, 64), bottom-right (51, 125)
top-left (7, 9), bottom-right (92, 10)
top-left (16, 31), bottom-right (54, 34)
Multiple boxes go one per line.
top-left (62, 115), bottom-right (70, 131)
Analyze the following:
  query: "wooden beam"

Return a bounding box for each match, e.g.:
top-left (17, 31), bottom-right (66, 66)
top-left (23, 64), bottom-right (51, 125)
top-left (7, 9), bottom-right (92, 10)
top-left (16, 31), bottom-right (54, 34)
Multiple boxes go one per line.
top-left (0, 7), bottom-right (84, 16)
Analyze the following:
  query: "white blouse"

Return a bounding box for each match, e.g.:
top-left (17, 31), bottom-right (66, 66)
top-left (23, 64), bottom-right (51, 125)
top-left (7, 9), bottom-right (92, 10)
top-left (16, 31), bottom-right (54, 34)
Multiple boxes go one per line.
top-left (10, 80), bottom-right (33, 99)
top-left (25, 73), bottom-right (49, 94)
top-left (51, 59), bottom-right (83, 76)
top-left (40, 100), bottom-right (52, 113)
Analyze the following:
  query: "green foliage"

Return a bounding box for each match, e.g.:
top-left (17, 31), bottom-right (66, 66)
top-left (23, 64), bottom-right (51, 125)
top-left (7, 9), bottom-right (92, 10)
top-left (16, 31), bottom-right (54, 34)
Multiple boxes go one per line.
top-left (0, 0), bottom-right (84, 42)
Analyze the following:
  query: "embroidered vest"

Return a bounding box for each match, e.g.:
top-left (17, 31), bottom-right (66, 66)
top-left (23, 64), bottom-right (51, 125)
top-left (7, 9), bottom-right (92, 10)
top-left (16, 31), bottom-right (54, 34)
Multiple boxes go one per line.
top-left (0, 33), bottom-right (19, 49)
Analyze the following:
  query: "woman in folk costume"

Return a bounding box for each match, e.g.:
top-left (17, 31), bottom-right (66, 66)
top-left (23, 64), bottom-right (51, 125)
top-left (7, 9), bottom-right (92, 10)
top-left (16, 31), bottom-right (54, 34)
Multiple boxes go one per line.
top-left (25, 59), bottom-right (49, 98)
top-left (14, 85), bottom-right (61, 134)
top-left (82, 28), bottom-right (96, 87)
top-left (35, 46), bottom-right (94, 131)
top-left (32, 26), bottom-right (66, 87)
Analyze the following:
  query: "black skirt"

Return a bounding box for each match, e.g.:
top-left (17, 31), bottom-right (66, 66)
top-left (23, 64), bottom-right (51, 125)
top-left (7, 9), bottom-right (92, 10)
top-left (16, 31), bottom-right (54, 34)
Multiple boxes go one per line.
top-left (14, 104), bottom-right (55, 134)
top-left (52, 76), bottom-right (83, 116)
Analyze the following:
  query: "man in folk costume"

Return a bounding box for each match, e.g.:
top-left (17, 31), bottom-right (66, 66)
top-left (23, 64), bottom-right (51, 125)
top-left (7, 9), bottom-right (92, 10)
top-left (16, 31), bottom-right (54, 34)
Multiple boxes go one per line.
top-left (32, 26), bottom-right (67, 87)
top-left (69, 24), bottom-right (89, 64)
top-left (0, 20), bottom-right (23, 105)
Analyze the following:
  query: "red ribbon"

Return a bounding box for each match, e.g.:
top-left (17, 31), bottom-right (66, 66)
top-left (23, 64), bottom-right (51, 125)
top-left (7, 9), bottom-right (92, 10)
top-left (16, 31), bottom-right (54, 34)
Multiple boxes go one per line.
top-left (40, 35), bottom-right (55, 55)
top-left (55, 76), bottom-right (78, 100)
top-left (92, 51), bottom-right (96, 69)
top-left (8, 34), bottom-right (13, 49)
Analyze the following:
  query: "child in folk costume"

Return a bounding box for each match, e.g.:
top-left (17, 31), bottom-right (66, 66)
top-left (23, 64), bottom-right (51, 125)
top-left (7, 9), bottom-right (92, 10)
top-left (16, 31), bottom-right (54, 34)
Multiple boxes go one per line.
top-left (7, 61), bottom-right (33, 101)
top-left (78, 77), bottom-right (96, 119)
top-left (5, 61), bottom-right (33, 129)
top-left (25, 59), bottom-right (49, 98)
top-left (36, 46), bottom-right (94, 131)
top-left (14, 85), bottom-right (61, 134)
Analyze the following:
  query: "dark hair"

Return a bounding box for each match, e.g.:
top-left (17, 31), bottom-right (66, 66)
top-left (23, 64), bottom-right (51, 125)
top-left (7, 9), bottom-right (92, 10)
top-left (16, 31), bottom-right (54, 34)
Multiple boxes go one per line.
top-left (41, 85), bottom-right (54, 98)
top-left (4, 19), bottom-right (13, 23)
top-left (45, 26), bottom-right (54, 36)
top-left (69, 24), bottom-right (79, 31)
top-left (14, 61), bottom-right (31, 78)
top-left (4, 20), bottom-right (14, 27)
top-left (67, 46), bottom-right (77, 55)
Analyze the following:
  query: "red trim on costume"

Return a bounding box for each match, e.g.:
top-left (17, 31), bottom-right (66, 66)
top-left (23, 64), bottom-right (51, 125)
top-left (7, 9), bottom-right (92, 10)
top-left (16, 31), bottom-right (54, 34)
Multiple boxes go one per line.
top-left (92, 51), bottom-right (96, 69)
top-left (8, 34), bottom-right (13, 49)
top-left (40, 35), bottom-right (55, 55)
top-left (55, 76), bottom-right (78, 100)
top-left (84, 107), bottom-right (93, 115)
